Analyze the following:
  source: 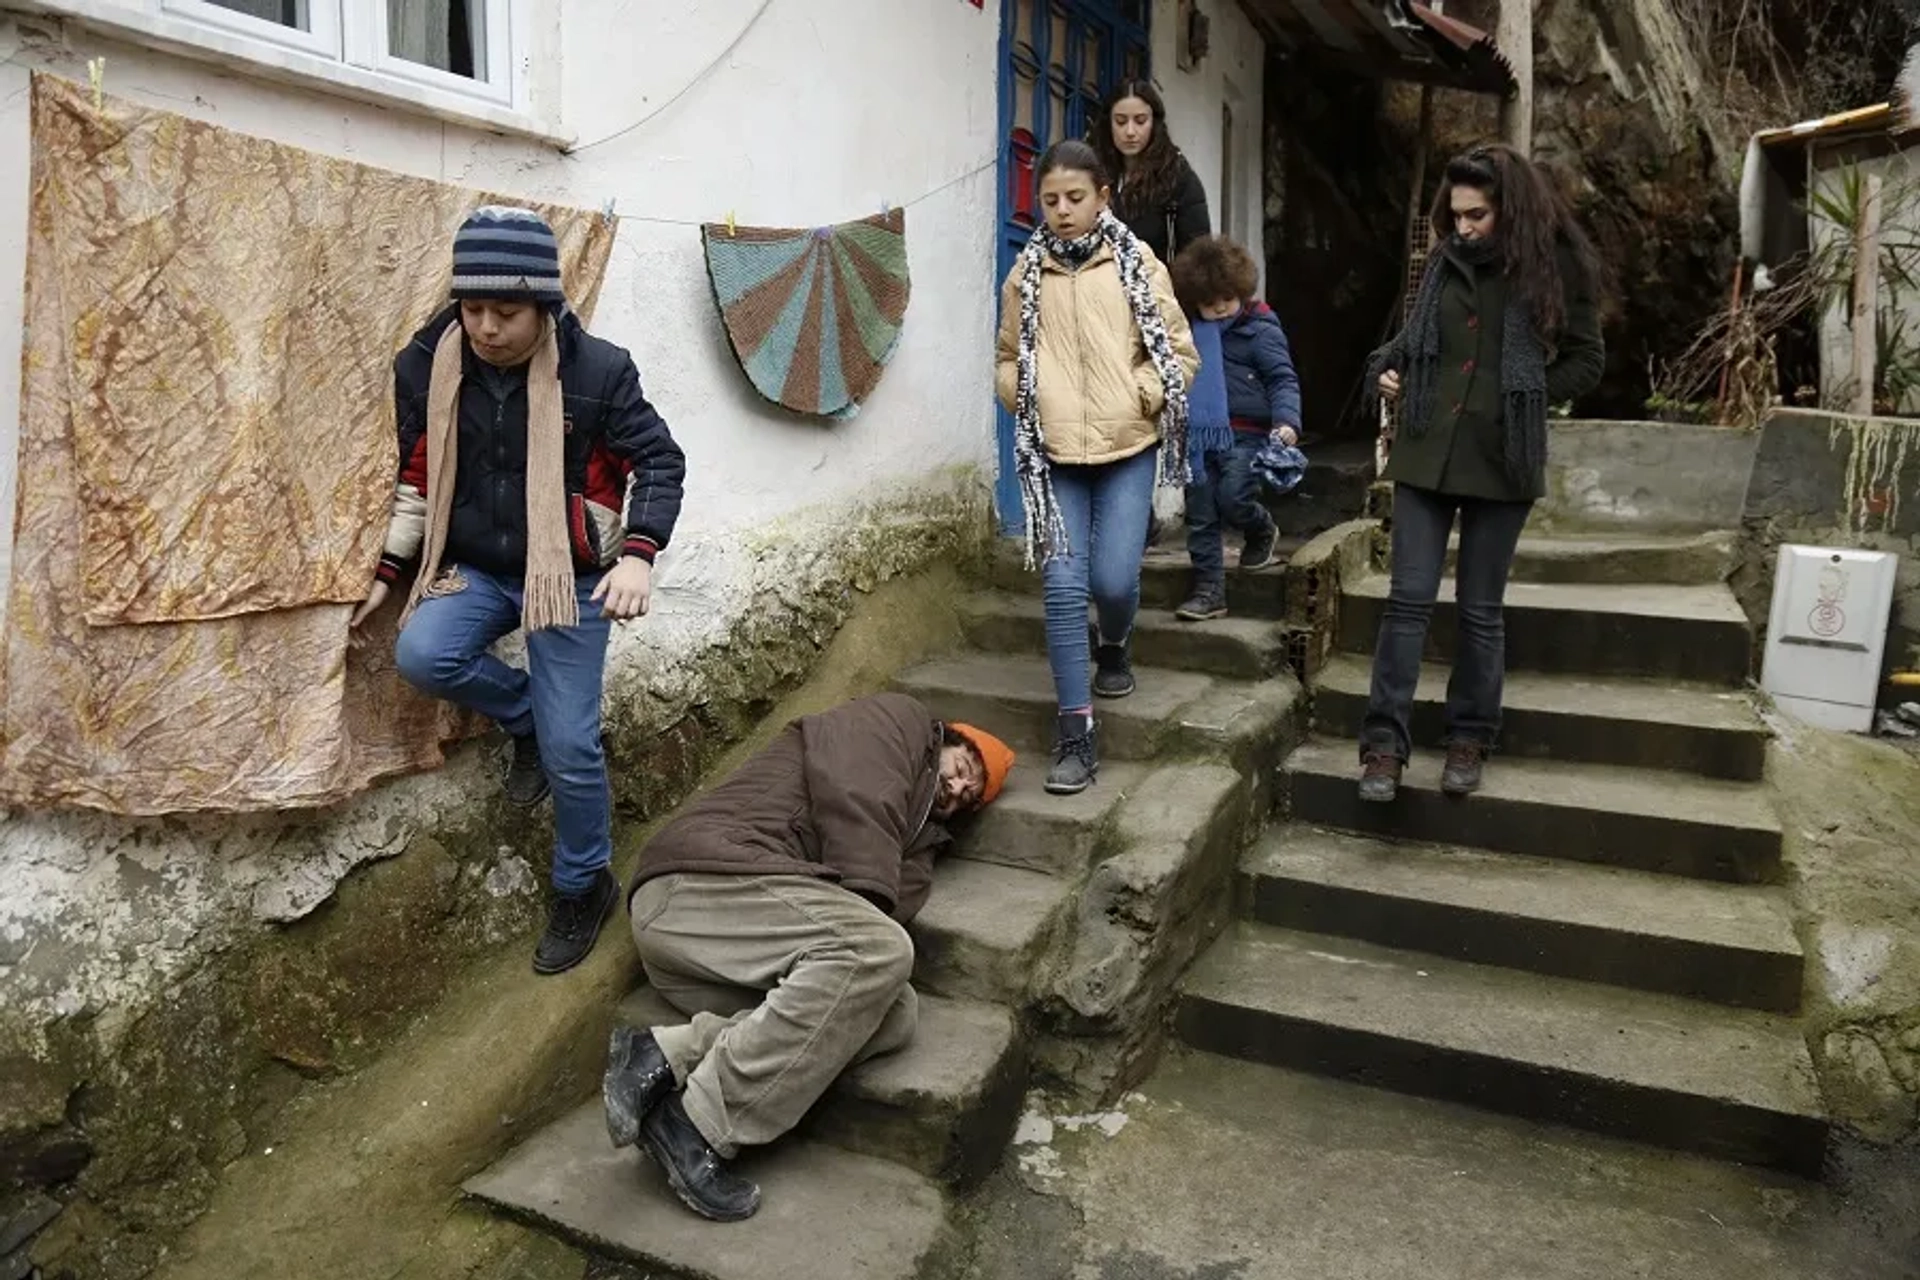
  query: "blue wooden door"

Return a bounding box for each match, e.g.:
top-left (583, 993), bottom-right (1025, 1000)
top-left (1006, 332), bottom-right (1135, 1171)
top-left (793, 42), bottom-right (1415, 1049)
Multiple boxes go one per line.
top-left (994, 0), bottom-right (1150, 534)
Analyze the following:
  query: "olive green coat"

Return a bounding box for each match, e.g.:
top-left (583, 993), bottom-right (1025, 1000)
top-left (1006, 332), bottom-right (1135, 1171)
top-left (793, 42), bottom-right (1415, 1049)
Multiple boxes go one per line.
top-left (1381, 243), bottom-right (1605, 502)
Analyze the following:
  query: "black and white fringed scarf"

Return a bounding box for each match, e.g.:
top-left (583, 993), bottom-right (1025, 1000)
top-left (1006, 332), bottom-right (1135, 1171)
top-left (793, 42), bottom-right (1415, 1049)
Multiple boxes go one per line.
top-left (1367, 236), bottom-right (1551, 487)
top-left (1013, 209), bottom-right (1190, 568)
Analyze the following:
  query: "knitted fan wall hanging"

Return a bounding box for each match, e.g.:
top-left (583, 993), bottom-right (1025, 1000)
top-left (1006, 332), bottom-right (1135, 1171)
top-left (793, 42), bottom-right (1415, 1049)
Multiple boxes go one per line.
top-left (701, 209), bottom-right (910, 420)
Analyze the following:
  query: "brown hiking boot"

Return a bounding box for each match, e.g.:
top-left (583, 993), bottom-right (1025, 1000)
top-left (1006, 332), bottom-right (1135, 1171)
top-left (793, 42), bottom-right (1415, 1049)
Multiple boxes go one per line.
top-left (1357, 751), bottom-right (1402, 804)
top-left (1441, 742), bottom-right (1488, 796)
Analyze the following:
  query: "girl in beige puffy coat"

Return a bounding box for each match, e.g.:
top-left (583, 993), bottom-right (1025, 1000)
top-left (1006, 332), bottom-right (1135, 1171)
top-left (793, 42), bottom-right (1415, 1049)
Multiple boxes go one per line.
top-left (995, 140), bottom-right (1199, 797)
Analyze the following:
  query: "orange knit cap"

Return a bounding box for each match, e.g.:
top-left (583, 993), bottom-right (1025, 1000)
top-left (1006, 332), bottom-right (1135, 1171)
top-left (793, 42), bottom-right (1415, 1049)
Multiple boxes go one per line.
top-left (949, 723), bottom-right (1016, 806)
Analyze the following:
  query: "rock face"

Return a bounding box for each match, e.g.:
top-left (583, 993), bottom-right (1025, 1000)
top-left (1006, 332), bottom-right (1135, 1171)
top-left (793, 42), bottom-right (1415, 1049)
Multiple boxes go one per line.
top-left (1263, 0), bottom-right (1906, 433)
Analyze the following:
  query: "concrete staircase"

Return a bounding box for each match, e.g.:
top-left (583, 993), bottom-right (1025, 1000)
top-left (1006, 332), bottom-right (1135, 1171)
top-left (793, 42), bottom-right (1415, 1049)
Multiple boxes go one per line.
top-left (462, 541), bottom-right (1307, 1278)
top-left (1174, 526), bottom-right (1833, 1175)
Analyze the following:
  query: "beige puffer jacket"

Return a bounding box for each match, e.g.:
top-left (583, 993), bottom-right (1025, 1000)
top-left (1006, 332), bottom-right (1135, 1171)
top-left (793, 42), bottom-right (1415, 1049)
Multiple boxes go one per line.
top-left (994, 245), bottom-right (1199, 466)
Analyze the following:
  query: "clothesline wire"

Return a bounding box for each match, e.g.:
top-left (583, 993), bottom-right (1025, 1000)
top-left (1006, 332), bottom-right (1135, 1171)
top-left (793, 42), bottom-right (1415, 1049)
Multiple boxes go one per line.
top-left (602, 153), bottom-right (999, 231)
top-left (564, 0), bottom-right (779, 155)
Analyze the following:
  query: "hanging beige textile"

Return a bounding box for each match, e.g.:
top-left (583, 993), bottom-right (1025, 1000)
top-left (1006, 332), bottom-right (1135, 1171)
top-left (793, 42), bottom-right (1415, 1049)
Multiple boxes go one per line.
top-left (1, 74), bottom-right (617, 814)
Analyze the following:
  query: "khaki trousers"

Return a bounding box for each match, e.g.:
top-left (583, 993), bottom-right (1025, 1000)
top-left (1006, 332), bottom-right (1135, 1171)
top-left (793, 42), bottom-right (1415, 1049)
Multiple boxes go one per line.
top-left (629, 872), bottom-right (918, 1157)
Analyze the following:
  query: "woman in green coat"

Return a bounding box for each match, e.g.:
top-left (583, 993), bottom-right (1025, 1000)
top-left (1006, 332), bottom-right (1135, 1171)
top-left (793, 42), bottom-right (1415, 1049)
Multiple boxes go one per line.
top-left (1360, 144), bottom-right (1606, 802)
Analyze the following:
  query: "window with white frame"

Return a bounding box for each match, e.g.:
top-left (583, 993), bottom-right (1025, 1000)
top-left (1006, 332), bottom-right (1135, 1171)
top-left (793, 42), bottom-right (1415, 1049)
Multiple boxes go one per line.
top-left (160, 0), bottom-right (515, 105)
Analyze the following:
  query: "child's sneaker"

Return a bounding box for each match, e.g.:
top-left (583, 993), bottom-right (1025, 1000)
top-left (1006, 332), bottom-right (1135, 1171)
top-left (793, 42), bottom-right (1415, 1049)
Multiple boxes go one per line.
top-left (1241, 526), bottom-right (1280, 571)
top-left (1175, 587), bottom-right (1228, 622)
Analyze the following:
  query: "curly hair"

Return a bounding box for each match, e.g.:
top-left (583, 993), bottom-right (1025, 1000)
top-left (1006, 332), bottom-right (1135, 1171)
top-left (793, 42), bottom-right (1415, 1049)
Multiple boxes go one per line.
top-left (1090, 80), bottom-right (1184, 223)
top-left (1171, 236), bottom-right (1259, 315)
top-left (1429, 143), bottom-right (1605, 338)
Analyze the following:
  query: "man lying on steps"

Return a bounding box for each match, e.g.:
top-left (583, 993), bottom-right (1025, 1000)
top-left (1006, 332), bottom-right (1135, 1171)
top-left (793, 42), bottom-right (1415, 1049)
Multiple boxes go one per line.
top-left (601, 692), bottom-right (1016, 1222)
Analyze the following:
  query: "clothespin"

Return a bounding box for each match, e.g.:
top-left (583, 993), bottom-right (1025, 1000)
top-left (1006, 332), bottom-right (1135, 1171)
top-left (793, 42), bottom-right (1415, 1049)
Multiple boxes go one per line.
top-left (87, 57), bottom-right (106, 111)
top-left (601, 197), bottom-right (617, 222)
top-left (881, 198), bottom-right (892, 217)
top-left (724, 209), bottom-right (736, 237)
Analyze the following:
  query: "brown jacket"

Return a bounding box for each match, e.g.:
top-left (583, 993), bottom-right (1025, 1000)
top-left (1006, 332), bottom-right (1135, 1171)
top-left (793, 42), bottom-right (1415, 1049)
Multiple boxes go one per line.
top-left (994, 245), bottom-right (1199, 466)
top-left (631, 693), bottom-right (951, 923)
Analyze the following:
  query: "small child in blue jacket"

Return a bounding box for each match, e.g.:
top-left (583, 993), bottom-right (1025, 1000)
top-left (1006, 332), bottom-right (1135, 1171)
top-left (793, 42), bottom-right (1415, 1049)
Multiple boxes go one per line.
top-left (1169, 235), bottom-right (1302, 620)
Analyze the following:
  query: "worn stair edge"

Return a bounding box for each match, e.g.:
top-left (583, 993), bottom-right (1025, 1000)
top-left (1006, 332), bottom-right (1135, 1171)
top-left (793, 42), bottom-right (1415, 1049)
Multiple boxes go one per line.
top-left (1242, 828), bottom-right (1804, 1012)
top-left (1311, 653), bottom-right (1770, 781)
top-left (1338, 575), bottom-right (1754, 684)
top-left (615, 987), bottom-right (1026, 1188)
top-left (909, 855), bottom-right (1077, 1006)
top-left (1446, 531), bottom-right (1737, 586)
top-left (949, 759), bottom-right (1148, 879)
top-left (464, 1104), bottom-right (952, 1280)
top-left (1175, 923), bottom-right (1828, 1175)
top-left (889, 654), bottom-right (1216, 762)
top-left (959, 592), bottom-right (1292, 681)
top-left (1284, 740), bottom-right (1783, 885)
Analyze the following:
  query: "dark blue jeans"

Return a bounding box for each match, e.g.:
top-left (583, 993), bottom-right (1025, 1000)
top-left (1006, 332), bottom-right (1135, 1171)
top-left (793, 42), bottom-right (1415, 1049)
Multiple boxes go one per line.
top-left (395, 565), bottom-right (613, 894)
top-left (1042, 448), bottom-right (1159, 711)
top-left (1362, 484), bottom-right (1532, 763)
top-left (1185, 434), bottom-right (1275, 586)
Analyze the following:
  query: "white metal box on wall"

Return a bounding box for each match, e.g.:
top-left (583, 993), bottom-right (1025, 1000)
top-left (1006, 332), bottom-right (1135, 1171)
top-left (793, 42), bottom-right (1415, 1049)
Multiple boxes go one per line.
top-left (1761, 544), bottom-right (1901, 733)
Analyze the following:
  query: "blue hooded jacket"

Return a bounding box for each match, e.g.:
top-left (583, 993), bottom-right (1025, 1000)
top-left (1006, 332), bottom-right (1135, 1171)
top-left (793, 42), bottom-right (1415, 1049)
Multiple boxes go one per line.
top-left (1222, 302), bottom-right (1302, 431)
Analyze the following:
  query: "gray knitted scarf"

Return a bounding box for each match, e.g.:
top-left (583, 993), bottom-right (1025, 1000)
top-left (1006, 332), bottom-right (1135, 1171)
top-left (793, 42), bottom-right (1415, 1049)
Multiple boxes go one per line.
top-left (1367, 237), bottom-right (1549, 488)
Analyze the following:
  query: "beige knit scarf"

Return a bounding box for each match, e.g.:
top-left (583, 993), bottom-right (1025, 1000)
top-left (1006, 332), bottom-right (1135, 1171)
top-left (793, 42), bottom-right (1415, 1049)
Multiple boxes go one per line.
top-left (401, 318), bottom-right (578, 632)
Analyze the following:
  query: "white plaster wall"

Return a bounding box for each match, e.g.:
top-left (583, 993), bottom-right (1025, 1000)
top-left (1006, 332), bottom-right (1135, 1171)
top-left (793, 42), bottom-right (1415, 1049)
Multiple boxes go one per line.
top-left (1812, 144), bottom-right (1920, 416)
top-left (1152, 0), bottom-right (1265, 280)
top-left (0, 0), bottom-right (1000, 1022)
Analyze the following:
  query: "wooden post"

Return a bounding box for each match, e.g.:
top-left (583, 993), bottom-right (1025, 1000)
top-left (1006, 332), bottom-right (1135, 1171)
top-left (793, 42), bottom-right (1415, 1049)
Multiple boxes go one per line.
top-left (1497, 0), bottom-right (1534, 155)
top-left (1852, 173), bottom-right (1884, 416)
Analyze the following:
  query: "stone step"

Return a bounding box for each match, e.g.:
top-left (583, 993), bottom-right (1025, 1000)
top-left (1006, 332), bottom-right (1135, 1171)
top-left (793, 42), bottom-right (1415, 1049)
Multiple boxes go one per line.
top-left (890, 653), bottom-right (1301, 781)
top-left (1338, 575), bottom-right (1754, 685)
top-left (464, 1104), bottom-right (952, 1280)
top-left (1311, 653), bottom-right (1770, 781)
top-left (1283, 740), bottom-right (1782, 884)
top-left (1175, 921), bottom-right (1828, 1174)
top-left (1242, 828), bottom-right (1804, 1012)
top-left (1137, 544), bottom-right (1299, 616)
top-left (614, 987), bottom-right (1023, 1188)
top-left (958, 592), bottom-right (1291, 681)
top-left (1447, 530), bottom-right (1736, 586)
top-left (950, 759), bottom-right (1149, 879)
top-left (909, 856), bottom-right (1076, 1005)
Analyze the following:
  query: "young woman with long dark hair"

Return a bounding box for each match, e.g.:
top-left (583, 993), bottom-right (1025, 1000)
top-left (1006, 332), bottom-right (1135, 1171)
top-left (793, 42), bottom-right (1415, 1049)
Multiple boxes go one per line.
top-left (1359, 144), bottom-right (1607, 802)
top-left (995, 140), bottom-right (1198, 796)
top-left (1091, 79), bottom-right (1210, 265)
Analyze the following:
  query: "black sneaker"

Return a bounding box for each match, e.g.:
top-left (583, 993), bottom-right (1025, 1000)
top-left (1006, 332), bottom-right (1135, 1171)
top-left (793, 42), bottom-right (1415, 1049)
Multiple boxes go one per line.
top-left (1045, 715), bottom-right (1099, 795)
top-left (639, 1093), bottom-right (762, 1222)
top-left (504, 732), bottom-right (550, 808)
top-left (1089, 626), bottom-right (1136, 699)
top-left (1241, 525), bottom-right (1280, 571)
top-left (604, 1026), bottom-right (677, 1149)
top-left (1441, 742), bottom-right (1488, 796)
top-left (532, 866), bottom-right (619, 975)
top-left (1357, 751), bottom-right (1403, 804)
top-left (1174, 586), bottom-right (1228, 621)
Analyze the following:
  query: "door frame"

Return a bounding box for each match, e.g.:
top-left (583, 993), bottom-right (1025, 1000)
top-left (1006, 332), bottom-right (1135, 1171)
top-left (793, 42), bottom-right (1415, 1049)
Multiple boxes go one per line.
top-left (993, 0), bottom-right (1151, 534)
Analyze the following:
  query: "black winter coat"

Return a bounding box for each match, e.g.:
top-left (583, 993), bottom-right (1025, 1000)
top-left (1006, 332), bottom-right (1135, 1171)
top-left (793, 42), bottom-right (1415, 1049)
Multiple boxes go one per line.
top-left (1117, 153), bottom-right (1210, 265)
top-left (380, 305), bottom-right (686, 583)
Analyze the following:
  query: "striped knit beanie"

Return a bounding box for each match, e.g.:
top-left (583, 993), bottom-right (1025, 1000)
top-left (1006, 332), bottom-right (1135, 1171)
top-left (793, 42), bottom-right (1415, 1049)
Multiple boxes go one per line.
top-left (450, 205), bottom-right (565, 305)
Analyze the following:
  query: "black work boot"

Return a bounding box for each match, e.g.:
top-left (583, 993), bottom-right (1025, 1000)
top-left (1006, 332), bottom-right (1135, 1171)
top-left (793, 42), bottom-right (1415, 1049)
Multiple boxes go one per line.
top-left (504, 731), bottom-right (550, 808)
top-left (639, 1093), bottom-right (762, 1222)
top-left (1175, 583), bottom-right (1228, 621)
top-left (1241, 524), bottom-right (1280, 571)
top-left (1441, 741), bottom-right (1488, 796)
top-left (1045, 714), bottom-right (1099, 795)
top-left (532, 866), bottom-right (619, 975)
top-left (1357, 750), bottom-right (1403, 804)
top-left (604, 1026), bottom-right (676, 1149)
top-left (1090, 628), bottom-right (1136, 699)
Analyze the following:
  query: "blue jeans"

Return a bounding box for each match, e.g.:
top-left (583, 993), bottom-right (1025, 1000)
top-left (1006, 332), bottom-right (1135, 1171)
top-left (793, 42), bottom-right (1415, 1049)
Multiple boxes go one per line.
top-left (1362, 484), bottom-right (1532, 762)
top-left (1042, 448), bottom-right (1159, 710)
top-left (1185, 434), bottom-right (1275, 585)
top-left (395, 565), bottom-right (613, 895)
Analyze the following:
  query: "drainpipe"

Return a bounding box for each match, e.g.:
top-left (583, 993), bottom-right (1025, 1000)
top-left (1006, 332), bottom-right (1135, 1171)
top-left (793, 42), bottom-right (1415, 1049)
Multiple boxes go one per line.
top-left (1496, 0), bottom-right (1533, 155)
